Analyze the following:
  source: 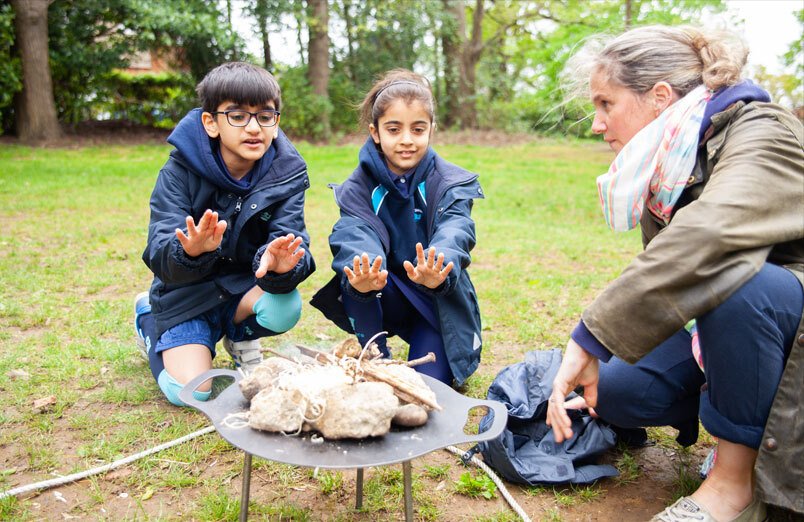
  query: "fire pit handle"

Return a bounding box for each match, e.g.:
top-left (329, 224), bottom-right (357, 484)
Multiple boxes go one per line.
top-left (444, 396), bottom-right (509, 446)
top-left (178, 368), bottom-right (242, 413)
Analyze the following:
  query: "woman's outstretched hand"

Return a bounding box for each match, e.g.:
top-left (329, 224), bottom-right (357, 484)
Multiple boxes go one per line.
top-left (403, 243), bottom-right (454, 289)
top-left (546, 339), bottom-right (600, 443)
top-left (344, 253), bottom-right (388, 293)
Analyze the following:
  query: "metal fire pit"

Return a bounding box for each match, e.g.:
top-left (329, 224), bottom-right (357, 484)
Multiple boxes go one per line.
top-left (179, 368), bottom-right (507, 521)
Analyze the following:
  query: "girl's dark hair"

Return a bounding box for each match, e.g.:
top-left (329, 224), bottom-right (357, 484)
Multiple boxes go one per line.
top-left (358, 69), bottom-right (435, 128)
top-left (196, 62), bottom-right (282, 113)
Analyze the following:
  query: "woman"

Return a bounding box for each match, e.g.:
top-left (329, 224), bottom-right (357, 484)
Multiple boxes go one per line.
top-left (546, 26), bottom-right (803, 522)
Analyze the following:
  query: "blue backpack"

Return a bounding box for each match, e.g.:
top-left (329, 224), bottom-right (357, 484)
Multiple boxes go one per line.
top-left (465, 349), bottom-right (618, 485)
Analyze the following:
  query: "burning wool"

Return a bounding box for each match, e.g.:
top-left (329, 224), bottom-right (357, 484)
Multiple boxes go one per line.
top-left (236, 338), bottom-right (440, 439)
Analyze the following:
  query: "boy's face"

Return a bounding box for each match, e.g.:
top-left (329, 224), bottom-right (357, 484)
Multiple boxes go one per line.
top-left (202, 101), bottom-right (280, 179)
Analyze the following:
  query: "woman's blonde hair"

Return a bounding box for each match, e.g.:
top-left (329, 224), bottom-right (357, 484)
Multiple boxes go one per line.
top-left (564, 25), bottom-right (748, 99)
top-left (358, 69), bottom-right (436, 128)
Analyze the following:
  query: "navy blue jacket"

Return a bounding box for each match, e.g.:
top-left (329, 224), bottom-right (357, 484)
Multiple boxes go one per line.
top-left (311, 146), bottom-right (484, 385)
top-left (475, 349), bottom-right (618, 484)
top-left (142, 109), bottom-right (315, 337)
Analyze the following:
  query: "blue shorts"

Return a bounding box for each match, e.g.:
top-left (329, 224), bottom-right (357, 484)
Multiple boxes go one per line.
top-left (154, 295), bottom-right (272, 357)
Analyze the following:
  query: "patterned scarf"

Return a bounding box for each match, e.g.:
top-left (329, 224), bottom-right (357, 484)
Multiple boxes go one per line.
top-left (597, 85), bottom-right (711, 231)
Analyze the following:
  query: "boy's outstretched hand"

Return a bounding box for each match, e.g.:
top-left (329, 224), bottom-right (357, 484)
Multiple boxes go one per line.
top-left (403, 243), bottom-right (454, 289)
top-left (255, 234), bottom-right (306, 277)
top-left (344, 253), bottom-right (388, 293)
top-left (176, 209), bottom-right (227, 258)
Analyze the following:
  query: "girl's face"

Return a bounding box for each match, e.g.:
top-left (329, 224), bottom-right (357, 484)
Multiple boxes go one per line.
top-left (370, 98), bottom-right (432, 175)
top-left (589, 70), bottom-right (657, 153)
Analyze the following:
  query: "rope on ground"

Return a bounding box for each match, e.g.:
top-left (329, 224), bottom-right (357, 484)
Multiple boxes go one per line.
top-left (3, 426), bottom-right (531, 522)
top-left (445, 445), bottom-right (532, 522)
top-left (0, 426), bottom-right (216, 500)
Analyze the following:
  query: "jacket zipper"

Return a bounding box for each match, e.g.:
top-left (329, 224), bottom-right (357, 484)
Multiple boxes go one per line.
top-left (231, 168), bottom-right (309, 239)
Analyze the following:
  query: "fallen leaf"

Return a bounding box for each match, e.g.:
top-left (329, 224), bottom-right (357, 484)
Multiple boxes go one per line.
top-left (33, 396), bottom-right (57, 412)
top-left (141, 487), bottom-right (154, 501)
top-left (7, 369), bottom-right (30, 380)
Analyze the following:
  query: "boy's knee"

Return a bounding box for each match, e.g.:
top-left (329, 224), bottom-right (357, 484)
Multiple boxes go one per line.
top-left (252, 289), bottom-right (302, 333)
top-left (157, 369), bottom-right (211, 407)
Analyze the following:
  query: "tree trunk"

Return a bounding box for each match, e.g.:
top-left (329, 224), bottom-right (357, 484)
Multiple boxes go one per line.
top-left (441, 0), bottom-right (465, 128)
top-left (294, 6), bottom-right (306, 67)
top-left (12, 0), bottom-right (62, 142)
top-left (624, 0), bottom-right (633, 29)
top-left (255, 0), bottom-right (271, 70)
top-left (459, 0), bottom-right (484, 129)
top-left (441, 0), bottom-right (483, 129)
top-left (307, 0), bottom-right (330, 137)
top-left (341, 0), bottom-right (355, 81)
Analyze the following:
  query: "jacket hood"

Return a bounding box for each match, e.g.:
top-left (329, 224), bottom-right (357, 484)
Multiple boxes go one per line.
top-left (357, 137), bottom-right (435, 197)
top-left (167, 108), bottom-right (284, 195)
top-left (699, 80), bottom-right (770, 141)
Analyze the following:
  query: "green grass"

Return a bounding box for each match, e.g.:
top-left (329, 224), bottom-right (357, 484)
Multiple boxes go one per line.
top-left (0, 139), bottom-right (702, 520)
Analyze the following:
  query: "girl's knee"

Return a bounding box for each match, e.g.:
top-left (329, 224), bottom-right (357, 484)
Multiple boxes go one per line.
top-left (157, 369), bottom-right (211, 407)
top-left (252, 289), bottom-right (302, 333)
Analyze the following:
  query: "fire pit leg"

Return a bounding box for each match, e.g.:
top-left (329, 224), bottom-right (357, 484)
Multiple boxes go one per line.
top-left (403, 460), bottom-right (413, 522)
top-left (355, 468), bottom-right (364, 509)
top-left (239, 452), bottom-right (253, 522)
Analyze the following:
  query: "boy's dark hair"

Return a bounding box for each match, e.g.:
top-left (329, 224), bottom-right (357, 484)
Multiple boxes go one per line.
top-left (196, 62), bottom-right (282, 113)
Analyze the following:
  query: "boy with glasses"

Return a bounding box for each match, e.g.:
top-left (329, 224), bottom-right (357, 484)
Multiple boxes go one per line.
top-left (134, 62), bottom-right (315, 406)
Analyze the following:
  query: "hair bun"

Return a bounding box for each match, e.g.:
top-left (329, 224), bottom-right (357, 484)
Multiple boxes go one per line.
top-left (691, 35), bottom-right (708, 53)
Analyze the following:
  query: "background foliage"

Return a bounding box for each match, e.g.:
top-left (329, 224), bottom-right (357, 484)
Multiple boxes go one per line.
top-left (1, 0), bottom-right (802, 138)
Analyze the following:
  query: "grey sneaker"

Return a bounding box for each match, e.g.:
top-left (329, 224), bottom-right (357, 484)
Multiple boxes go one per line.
top-left (651, 497), bottom-right (767, 522)
top-left (651, 497), bottom-right (714, 522)
top-left (134, 291), bottom-right (151, 360)
top-left (222, 337), bottom-right (263, 373)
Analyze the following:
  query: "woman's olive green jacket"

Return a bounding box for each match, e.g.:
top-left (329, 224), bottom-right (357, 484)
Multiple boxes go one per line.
top-left (582, 100), bottom-right (804, 512)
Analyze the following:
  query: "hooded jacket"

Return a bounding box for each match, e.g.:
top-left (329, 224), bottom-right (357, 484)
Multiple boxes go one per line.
top-left (311, 140), bottom-right (484, 385)
top-left (142, 108), bottom-right (315, 337)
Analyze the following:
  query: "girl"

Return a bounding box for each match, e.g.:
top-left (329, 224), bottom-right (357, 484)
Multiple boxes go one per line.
top-left (311, 69), bottom-right (484, 386)
top-left (546, 26), bottom-right (803, 521)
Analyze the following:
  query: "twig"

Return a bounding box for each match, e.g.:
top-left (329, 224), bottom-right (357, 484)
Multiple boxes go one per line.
top-left (373, 352), bottom-right (436, 368)
top-left (361, 365), bottom-right (442, 411)
top-left (264, 348), bottom-right (303, 364)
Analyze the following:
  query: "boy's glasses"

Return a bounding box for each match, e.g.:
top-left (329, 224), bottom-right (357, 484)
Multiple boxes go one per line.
top-left (212, 109), bottom-right (280, 127)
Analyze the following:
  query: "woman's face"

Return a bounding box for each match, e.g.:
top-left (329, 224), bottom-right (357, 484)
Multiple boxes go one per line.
top-left (589, 70), bottom-right (657, 153)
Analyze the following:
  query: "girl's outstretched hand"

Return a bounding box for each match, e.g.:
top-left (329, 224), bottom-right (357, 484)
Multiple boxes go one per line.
top-left (256, 233), bottom-right (306, 277)
top-left (546, 339), bottom-right (600, 443)
top-left (403, 243), bottom-right (454, 289)
top-left (344, 253), bottom-right (388, 293)
top-left (176, 209), bottom-right (227, 258)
